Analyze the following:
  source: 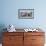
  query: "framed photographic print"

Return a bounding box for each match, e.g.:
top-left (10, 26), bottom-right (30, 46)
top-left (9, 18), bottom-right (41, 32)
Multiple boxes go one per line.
top-left (18, 9), bottom-right (34, 19)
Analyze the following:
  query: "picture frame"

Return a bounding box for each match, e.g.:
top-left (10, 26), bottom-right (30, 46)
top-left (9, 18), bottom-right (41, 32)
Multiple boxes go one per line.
top-left (18, 9), bottom-right (34, 19)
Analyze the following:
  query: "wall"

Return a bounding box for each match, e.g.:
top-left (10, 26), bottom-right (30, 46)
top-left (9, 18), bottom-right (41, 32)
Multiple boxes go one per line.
top-left (0, 0), bottom-right (46, 31)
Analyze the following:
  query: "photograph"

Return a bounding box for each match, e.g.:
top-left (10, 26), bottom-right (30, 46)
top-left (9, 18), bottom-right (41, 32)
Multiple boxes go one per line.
top-left (18, 9), bottom-right (34, 19)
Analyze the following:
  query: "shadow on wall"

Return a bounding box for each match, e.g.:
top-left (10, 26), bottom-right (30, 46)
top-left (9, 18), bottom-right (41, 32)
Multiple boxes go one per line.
top-left (0, 24), bottom-right (7, 43)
